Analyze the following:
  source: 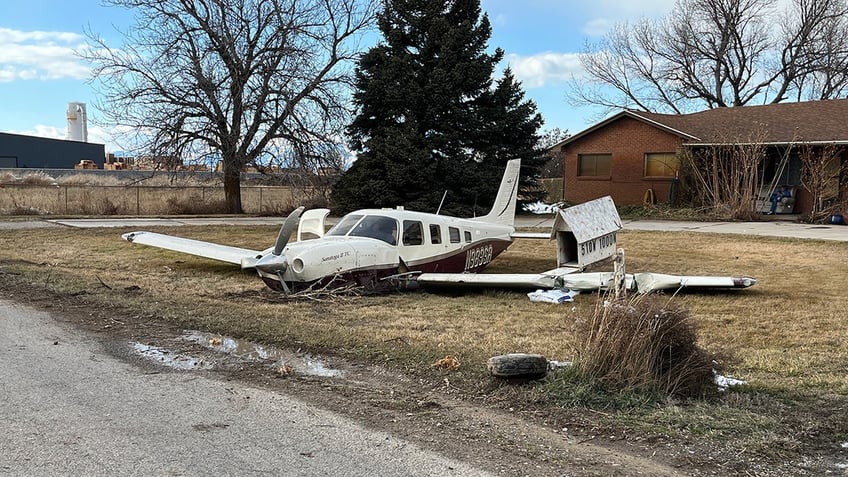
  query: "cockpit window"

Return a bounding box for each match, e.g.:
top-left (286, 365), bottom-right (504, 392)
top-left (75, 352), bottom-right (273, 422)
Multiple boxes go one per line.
top-left (327, 215), bottom-right (398, 245)
top-left (326, 214), bottom-right (363, 236)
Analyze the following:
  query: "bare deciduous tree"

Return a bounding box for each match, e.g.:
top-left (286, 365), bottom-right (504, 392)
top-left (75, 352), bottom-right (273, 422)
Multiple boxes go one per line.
top-left (570, 0), bottom-right (848, 114)
top-left (85, 0), bottom-right (377, 213)
top-left (799, 143), bottom-right (847, 221)
top-left (538, 127), bottom-right (569, 178)
top-left (677, 127), bottom-right (772, 219)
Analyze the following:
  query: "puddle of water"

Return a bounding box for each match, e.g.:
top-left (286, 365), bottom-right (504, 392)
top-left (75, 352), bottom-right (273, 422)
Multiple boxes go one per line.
top-left (299, 356), bottom-right (344, 378)
top-left (182, 332), bottom-right (276, 362)
top-left (181, 330), bottom-right (344, 377)
top-left (131, 342), bottom-right (212, 370)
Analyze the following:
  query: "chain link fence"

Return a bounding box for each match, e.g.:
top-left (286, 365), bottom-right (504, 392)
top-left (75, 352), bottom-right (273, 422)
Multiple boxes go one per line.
top-left (0, 184), bottom-right (322, 216)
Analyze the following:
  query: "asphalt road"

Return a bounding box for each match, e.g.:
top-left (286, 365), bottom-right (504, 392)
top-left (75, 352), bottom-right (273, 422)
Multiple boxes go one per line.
top-left (0, 300), bottom-right (492, 476)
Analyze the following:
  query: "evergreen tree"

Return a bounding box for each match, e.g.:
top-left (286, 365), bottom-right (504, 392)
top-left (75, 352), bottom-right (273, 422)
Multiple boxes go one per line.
top-left (332, 0), bottom-right (547, 216)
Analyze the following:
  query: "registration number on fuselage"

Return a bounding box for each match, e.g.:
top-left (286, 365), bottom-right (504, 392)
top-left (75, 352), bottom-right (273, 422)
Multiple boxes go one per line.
top-left (465, 244), bottom-right (494, 270)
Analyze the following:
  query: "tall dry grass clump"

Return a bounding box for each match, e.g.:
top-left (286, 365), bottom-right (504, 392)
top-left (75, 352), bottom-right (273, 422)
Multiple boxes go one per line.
top-left (18, 172), bottom-right (57, 186)
top-left (165, 196), bottom-right (228, 214)
top-left (57, 174), bottom-right (125, 186)
top-left (0, 172), bottom-right (17, 184)
top-left (571, 293), bottom-right (721, 400)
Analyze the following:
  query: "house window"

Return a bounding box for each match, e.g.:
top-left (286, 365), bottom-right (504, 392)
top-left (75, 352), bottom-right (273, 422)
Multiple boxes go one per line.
top-left (644, 153), bottom-right (679, 178)
top-left (577, 153), bottom-right (611, 177)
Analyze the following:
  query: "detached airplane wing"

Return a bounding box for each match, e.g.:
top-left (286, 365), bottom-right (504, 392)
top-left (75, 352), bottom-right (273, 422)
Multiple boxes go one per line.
top-left (415, 270), bottom-right (756, 293)
top-left (122, 231), bottom-right (263, 269)
top-left (557, 272), bottom-right (757, 292)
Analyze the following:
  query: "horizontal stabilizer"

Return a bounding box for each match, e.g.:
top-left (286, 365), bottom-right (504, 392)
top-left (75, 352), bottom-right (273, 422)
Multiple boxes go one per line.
top-left (510, 232), bottom-right (550, 240)
top-left (122, 231), bottom-right (262, 269)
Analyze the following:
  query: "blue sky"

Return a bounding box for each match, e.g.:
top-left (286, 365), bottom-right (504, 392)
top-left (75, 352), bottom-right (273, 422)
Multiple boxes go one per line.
top-left (0, 0), bottom-right (675, 152)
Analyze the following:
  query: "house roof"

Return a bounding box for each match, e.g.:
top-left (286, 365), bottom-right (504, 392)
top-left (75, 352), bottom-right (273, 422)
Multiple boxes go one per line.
top-left (553, 99), bottom-right (848, 149)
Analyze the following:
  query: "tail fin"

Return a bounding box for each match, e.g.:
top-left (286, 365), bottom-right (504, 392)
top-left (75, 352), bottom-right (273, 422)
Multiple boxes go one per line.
top-left (475, 159), bottom-right (520, 227)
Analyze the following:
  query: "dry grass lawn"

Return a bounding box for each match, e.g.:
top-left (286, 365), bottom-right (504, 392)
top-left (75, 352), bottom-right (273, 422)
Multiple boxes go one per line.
top-left (2, 225), bottom-right (845, 393)
top-left (1, 223), bottom-right (847, 463)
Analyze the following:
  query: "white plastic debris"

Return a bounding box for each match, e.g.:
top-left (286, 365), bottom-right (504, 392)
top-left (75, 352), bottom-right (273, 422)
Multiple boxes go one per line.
top-left (713, 371), bottom-right (747, 391)
top-left (527, 289), bottom-right (578, 304)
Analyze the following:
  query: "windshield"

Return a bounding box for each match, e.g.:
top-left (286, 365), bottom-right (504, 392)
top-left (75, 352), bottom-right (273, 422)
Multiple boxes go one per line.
top-left (326, 214), bottom-right (363, 236)
top-left (326, 214), bottom-right (398, 245)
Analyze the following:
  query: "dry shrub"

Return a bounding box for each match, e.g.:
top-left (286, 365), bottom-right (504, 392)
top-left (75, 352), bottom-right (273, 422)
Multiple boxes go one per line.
top-left (1, 206), bottom-right (47, 215)
top-left (68, 196), bottom-right (123, 215)
top-left (572, 293), bottom-right (721, 400)
top-left (18, 172), bottom-right (57, 186)
top-left (258, 201), bottom-right (296, 217)
top-left (165, 195), bottom-right (228, 214)
top-left (0, 172), bottom-right (17, 184)
top-left (90, 198), bottom-right (121, 215)
top-left (139, 174), bottom-right (219, 187)
top-left (58, 174), bottom-right (124, 186)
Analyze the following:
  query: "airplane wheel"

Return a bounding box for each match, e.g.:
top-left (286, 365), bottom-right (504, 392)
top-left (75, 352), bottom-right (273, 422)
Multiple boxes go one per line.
top-left (487, 353), bottom-right (548, 379)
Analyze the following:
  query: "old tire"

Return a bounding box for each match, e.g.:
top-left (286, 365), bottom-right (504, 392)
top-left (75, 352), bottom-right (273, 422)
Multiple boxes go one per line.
top-left (487, 353), bottom-right (548, 379)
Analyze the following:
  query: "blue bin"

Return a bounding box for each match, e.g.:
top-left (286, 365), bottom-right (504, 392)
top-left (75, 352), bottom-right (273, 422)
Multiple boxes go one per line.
top-left (830, 214), bottom-right (845, 225)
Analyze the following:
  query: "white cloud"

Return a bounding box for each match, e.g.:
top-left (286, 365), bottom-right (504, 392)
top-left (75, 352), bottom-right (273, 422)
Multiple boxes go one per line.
top-left (7, 123), bottom-right (122, 153)
top-left (88, 125), bottom-right (117, 151)
top-left (0, 27), bottom-right (91, 82)
top-left (8, 125), bottom-right (65, 140)
top-left (506, 52), bottom-right (583, 88)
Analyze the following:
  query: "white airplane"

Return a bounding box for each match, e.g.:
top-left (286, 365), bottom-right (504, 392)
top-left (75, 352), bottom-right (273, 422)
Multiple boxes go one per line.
top-left (122, 159), bottom-right (757, 294)
top-left (124, 160), bottom-right (526, 293)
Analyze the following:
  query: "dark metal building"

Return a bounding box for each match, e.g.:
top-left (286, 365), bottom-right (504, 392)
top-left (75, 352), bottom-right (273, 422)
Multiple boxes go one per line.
top-left (0, 132), bottom-right (105, 169)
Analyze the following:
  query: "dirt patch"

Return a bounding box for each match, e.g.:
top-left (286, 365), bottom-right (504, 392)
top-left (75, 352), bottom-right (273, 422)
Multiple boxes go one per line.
top-left (1, 279), bottom-right (842, 476)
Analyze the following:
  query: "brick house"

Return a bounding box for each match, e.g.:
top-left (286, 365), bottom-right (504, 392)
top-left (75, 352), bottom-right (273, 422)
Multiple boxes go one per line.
top-left (550, 99), bottom-right (848, 216)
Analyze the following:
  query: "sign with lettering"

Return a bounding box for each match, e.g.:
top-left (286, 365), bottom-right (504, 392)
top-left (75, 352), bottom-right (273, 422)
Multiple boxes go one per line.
top-left (579, 231), bottom-right (617, 266)
top-left (552, 196), bottom-right (622, 270)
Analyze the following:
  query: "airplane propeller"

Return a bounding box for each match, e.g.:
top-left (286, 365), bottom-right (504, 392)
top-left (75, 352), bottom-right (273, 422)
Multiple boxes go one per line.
top-left (273, 206), bottom-right (305, 256)
top-left (255, 206), bottom-right (305, 286)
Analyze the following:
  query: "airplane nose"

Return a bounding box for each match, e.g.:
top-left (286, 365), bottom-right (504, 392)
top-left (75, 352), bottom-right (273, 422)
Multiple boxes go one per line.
top-left (255, 252), bottom-right (289, 274)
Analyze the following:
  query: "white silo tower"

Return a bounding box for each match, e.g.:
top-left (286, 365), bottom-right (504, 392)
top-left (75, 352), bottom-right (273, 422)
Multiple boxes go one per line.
top-left (67, 102), bottom-right (88, 142)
